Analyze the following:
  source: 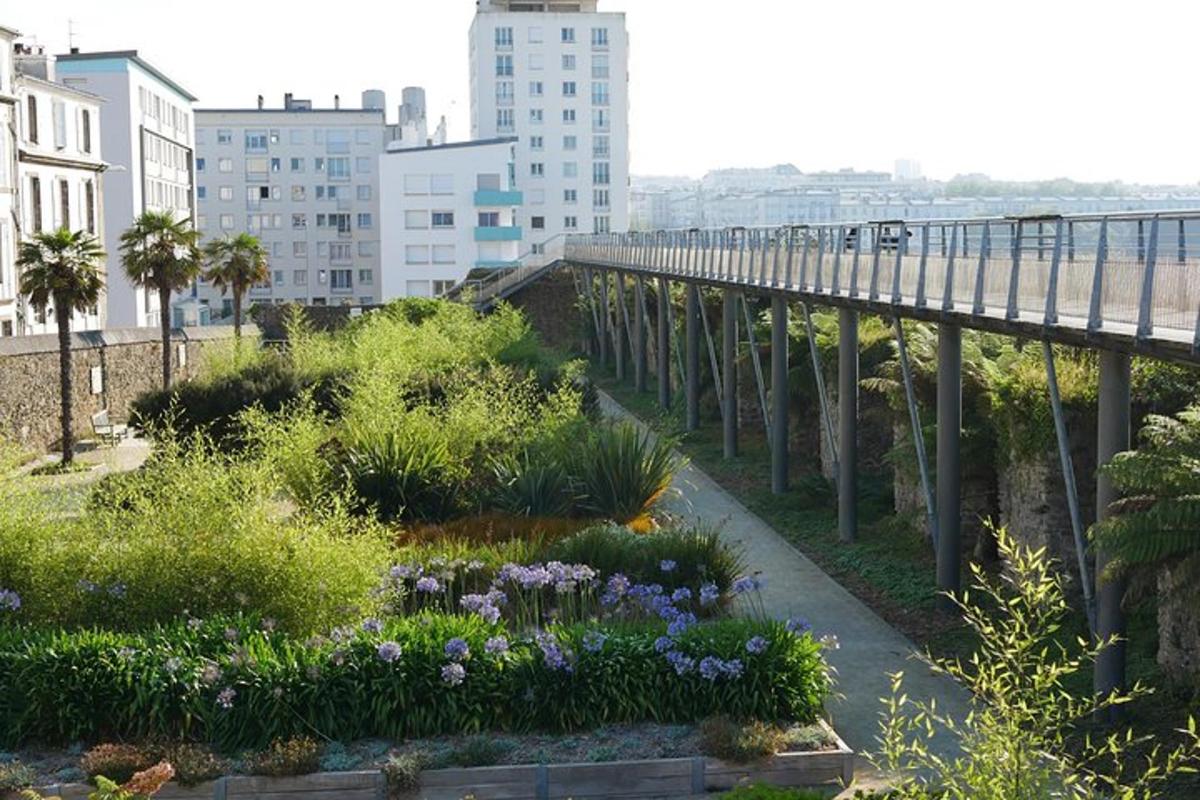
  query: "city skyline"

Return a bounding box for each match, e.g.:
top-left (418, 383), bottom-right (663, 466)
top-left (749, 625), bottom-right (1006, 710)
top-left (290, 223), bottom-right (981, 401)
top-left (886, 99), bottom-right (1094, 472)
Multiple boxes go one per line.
top-left (7, 0), bottom-right (1200, 185)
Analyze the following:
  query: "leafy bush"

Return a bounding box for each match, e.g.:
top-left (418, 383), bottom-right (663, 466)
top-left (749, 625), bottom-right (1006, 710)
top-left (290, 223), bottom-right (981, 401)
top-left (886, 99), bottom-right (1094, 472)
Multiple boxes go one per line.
top-left (158, 743), bottom-right (226, 787)
top-left (491, 452), bottom-right (576, 518)
top-left (81, 744), bottom-right (158, 784)
top-left (343, 431), bottom-right (460, 523)
top-left (441, 735), bottom-right (514, 767)
top-left (699, 716), bottom-right (784, 763)
top-left (0, 760), bottom-right (35, 792)
top-left (382, 751), bottom-right (431, 795)
top-left (0, 616), bottom-right (827, 751)
top-left (569, 422), bottom-right (681, 524)
top-left (246, 737), bottom-right (321, 777)
top-left (721, 785), bottom-right (831, 800)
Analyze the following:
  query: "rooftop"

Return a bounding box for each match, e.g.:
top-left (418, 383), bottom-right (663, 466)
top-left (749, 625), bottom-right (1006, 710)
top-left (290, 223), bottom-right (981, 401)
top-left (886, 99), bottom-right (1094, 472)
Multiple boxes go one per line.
top-left (55, 49), bottom-right (197, 102)
top-left (476, 0), bottom-right (600, 12)
top-left (382, 136), bottom-right (518, 156)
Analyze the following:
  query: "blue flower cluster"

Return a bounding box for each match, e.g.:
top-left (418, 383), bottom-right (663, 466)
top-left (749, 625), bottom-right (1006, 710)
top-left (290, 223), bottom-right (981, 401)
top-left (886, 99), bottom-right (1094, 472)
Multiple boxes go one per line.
top-left (76, 579), bottom-right (126, 599)
top-left (494, 561), bottom-right (599, 594)
top-left (0, 588), bottom-right (19, 612)
top-left (536, 631), bottom-right (574, 673)
top-left (459, 590), bottom-right (507, 625)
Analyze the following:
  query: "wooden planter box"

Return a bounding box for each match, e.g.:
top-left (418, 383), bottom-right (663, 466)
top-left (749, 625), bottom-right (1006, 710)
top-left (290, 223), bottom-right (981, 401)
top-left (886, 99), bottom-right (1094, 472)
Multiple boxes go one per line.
top-left (24, 722), bottom-right (853, 800)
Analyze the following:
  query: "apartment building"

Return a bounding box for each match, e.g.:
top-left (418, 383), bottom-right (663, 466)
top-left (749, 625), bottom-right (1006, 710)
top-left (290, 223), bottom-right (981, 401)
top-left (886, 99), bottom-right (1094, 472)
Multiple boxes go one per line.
top-left (379, 137), bottom-right (521, 299)
top-left (469, 0), bottom-right (629, 250)
top-left (56, 49), bottom-right (196, 329)
top-left (12, 43), bottom-right (107, 334)
top-left (0, 27), bottom-right (19, 336)
top-left (193, 92), bottom-right (387, 312)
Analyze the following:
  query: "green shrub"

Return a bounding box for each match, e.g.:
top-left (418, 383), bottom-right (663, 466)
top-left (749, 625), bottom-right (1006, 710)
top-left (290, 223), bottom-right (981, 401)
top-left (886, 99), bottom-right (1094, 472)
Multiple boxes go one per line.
top-left (721, 785), bottom-right (831, 800)
top-left (491, 452), bottom-right (575, 517)
top-left (442, 735), bottom-right (514, 767)
top-left (80, 743), bottom-right (158, 784)
top-left (0, 760), bottom-right (35, 792)
top-left (382, 751), bottom-right (431, 795)
top-left (160, 743), bottom-right (227, 787)
top-left (246, 737), bottom-right (321, 777)
top-left (569, 422), bottom-right (681, 523)
top-left (699, 716), bottom-right (785, 763)
top-left (342, 431), bottom-right (460, 523)
top-left (0, 616), bottom-right (827, 751)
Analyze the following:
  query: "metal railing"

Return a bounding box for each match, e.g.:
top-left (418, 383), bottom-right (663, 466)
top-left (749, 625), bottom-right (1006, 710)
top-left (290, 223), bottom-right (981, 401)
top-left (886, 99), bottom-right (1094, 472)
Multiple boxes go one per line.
top-left (562, 211), bottom-right (1200, 362)
top-left (449, 234), bottom-right (568, 307)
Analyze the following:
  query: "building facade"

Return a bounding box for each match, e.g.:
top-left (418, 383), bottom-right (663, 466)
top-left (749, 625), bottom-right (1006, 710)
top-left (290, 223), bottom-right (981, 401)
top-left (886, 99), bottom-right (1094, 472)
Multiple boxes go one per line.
top-left (193, 94), bottom-right (387, 312)
top-left (0, 27), bottom-right (20, 337)
top-left (469, 0), bottom-right (629, 252)
top-left (379, 137), bottom-right (521, 299)
top-left (12, 43), bottom-right (107, 334)
top-left (56, 50), bottom-right (196, 329)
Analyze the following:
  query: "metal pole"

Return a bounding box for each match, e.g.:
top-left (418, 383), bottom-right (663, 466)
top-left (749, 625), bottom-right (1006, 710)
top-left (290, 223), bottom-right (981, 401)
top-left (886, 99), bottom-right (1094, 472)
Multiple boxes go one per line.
top-left (614, 272), bottom-right (628, 381)
top-left (1095, 350), bottom-right (1130, 716)
top-left (657, 278), bottom-right (671, 408)
top-left (895, 318), bottom-right (938, 549)
top-left (1043, 341), bottom-right (1096, 636)
top-left (722, 289), bottom-right (738, 458)
top-left (771, 296), bottom-right (789, 494)
top-left (700, 295), bottom-right (724, 418)
top-left (634, 276), bottom-right (648, 392)
top-left (742, 295), bottom-right (772, 441)
top-left (685, 284), bottom-right (701, 431)
top-left (802, 303), bottom-right (838, 490)
top-left (936, 323), bottom-right (962, 611)
top-left (597, 270), bottom-right (610, 368)
top-left (838, 308), bottom-right (858, 543)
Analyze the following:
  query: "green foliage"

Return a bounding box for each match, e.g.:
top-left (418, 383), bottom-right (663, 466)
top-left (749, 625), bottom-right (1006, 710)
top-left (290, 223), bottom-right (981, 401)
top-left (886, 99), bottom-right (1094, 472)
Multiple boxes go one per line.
top-left (440, 735), bottom-right (514, 767)
top-left (0, 616), bottom-right (826, 751)
top-left (342, 429), bottom-right (459, 523)
top-left (246, 737), bottom-right (322, 777)
top-left (16, 227), bottom-right (106, 318)
top-left (382, 751), bottom-right (431, 795)
top-left (720, 785), bottom-right (831, 800)
top-left (80, 744), bottom-right (157, 784)
top-left (491, 452), bottom-right (576, 518)
top-left (699, 715), bottom-right (785, 763)
top-left (1093, 405), bottom-right (1200, 580)
top-left (874, 526), bottom-right (1200, 799)
top-left (158, 743), bottom-right (226, 787)
top-left (569, 422), bottom-right (681, 523)
top-left (0, 759), bottom-right (36, 791)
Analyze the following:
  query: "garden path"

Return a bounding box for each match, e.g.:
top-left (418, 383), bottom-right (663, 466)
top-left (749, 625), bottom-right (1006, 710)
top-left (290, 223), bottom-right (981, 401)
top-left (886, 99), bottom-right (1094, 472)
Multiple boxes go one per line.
top-left (598, 392), bottom-right (972, 791)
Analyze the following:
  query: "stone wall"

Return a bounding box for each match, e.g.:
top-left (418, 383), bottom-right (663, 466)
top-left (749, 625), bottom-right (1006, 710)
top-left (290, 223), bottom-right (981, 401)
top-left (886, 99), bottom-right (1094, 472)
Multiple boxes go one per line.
top-left (506, 270), bottom-right (588, 353)
top-left (0, 326), bottom-right (242, 453)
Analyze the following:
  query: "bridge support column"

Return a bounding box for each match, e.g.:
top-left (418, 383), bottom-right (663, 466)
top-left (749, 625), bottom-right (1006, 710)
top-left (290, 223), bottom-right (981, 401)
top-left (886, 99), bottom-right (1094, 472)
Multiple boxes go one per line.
top-left (838, 309), bottom-right (858, 542)
top-left (634, 277), bottom-right (648, 392)
top-left (771, 296), bottom-right (789, 494)
top-left (1095, 350), bottom-right (1130, 716)
top-left (597, 270), bottom-right (610, 369)
top-left (723, 289), bottom-right (738, 458)
top-left (657, 278), bottom-right (671, 409)
top-left (936, 323), bottom-right (962, 611)
top-left (685, 284), bottom-right (701, 431)
top-left (614, 273), bottom-right (628, 382)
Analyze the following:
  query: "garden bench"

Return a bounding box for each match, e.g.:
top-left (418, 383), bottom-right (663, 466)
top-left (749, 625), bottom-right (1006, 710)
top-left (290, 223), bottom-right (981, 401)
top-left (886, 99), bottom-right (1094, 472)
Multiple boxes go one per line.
top-left (91, 410), bottom-right (129, 446)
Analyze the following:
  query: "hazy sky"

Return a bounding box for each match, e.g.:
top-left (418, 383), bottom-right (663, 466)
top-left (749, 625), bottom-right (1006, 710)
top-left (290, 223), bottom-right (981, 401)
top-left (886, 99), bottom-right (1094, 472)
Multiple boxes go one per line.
top-left (8, 0), bottom-right (1198, 184)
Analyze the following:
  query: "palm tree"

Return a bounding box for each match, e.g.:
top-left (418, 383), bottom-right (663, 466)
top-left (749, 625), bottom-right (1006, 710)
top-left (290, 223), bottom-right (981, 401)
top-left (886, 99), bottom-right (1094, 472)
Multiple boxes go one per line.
top-left (119, 211), bottom-right (202, 389)
top-left (18, 228), bottom-right (105, 466)
top-left (203, 232), bottom-right (269, 339)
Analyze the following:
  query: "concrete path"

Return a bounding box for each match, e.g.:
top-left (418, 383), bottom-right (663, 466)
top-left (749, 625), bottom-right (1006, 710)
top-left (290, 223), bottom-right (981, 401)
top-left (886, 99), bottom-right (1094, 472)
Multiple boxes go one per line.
top-left (599, 393), bottom-right (971, 788)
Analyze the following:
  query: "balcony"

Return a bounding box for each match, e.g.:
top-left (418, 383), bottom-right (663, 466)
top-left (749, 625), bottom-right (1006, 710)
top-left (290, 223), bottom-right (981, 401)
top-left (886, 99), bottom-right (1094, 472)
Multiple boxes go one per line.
top-left (474, 226), bottom-right (523, 242)
top-left (475, 259), bottom-right (520, 270)
top-left (474, 189), bottom-right (524, 207)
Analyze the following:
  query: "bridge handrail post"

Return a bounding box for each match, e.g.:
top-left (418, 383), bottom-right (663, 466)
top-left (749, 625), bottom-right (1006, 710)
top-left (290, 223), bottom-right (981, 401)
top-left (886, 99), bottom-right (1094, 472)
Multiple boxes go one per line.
top-left (1136, 216), bottom-right (1160, 341)
top-left (1043, 220), bottom-right (1065, 326)
top-left (972, 221), bottom-right (991, 315)
top-left (784, 227), bottom-right (796, 288)
top-left (737, 229), bottom-right (747, 283)
top-left (1006, 220), bottom-right (1024, 321)
top-left (770, 229), bottom-right (783, 287)
top-left (849, 226), bottom-right (862, 298)
top-left (869, 222), bottom-right (884, 302)
top-left (915, 222), bottom-right (931, 309)
top-left (814, 228), bottom-right (826, 294)
top-left (831, 227), bottom-right (843, 294)
top-left (941, 224), bottom-right (958, 312)
top-left (1087, 218), bottom-right (1109, 333)
top-left (891, 223), bottom-right (907, 304)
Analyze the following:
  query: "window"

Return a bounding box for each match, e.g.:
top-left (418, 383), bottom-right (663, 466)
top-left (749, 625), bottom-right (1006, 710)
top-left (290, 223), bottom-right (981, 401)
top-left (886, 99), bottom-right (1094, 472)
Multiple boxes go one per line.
top-left (530, 109), bottom-right (544, 124)
top-left (217, 129), bottom-right (232, 144)
top-left (529, 53), bottom-right (545, 70)
top-left (84, 180), bottom-right (95, 233)
top-left (563, 135), bottom-right (577, 151)
top-left (432, 211), bottom-right (455, 228)
top-left (593, 135), bottom-right (610, 158)
top-left (478, 212), bottom-right (500, 228)
top-left (326, 129), bottom-right (350, 153)
top-left (529, 81), bottom-right (544, 97)
top-left (496, 81), bottom-right (514, 105)
top-left (359, 241), bottom-right (377, 257)
top-left (562, 109), bottom-right (576, 124)
top-left (245, 131), bottom-right (268, 151)
top-left (357, 213), bottom-right (373, 228)
top-left (81, 109), bottom-right (92, 153)
top-left (270, 157), bottom-right (281, 172)
top-left (291, 157), bottom-right (304, 172)
top-left (218, 158), bottom-right (233, 173)
top-left (330, 269), bottom-right (353, 290)
top-left (530, 135), bottom-right (544, 150)
top-left (528, 26), bottom-right (543, 43)
top-left (405, 245), bottom-right (430, 264)
top-left (564, 189), bottom-right (578, 204)
top-left (592, 27), bottom-right (609, 48)
top-left (357, 185), bottom-right (371, 201)
top-left (197, 186), bottom-right (207, 200)
top-left (220, 214), bottom-right (234, 230)
top-left (593, 108), bottom-right (610, 132)
top-left (593, 162), bottom-right (611, 185)
top-left (528, 188), bottom-right (545, 205)
top-left (530, 162), bottom-right (545, 178)
top-left (563, 81), bottom-right (577, 97)
top-left (269, 129), bottom-right (280, 144)
top-left (561, 27), bottom-right (576, 43)
top-left (591, 82), bottom-right (610, 106)
top-left (292, 185), bottom-right (306, 201)
top-left (294, 269), bottom-right (307, 285)
top-left (497, 109), bottom-right (514, 131)
top-left (404, 174), bottom-right (430, 195)
top-left (57, 178), bottom-right (69, 226)
top-left (531, 216), bottom-right (545, 230)
top-left (294, 241), bottom-right (308, 257)
top-left (292, 213), bottom-right (307, 228)
top-left (495, 26), bottom-right (513, 48)
top-left (327, 157), bottom-right (350, 180)
top-left (594, 215), bottom-right (611, 234)
top-left (562, 54), bottom-right (576, 70)
top-left (593, 188), bottom-right (610, 209)
top-left (592, 55), bottom-right (610, 79)
top-left (431, 174), bottom-right (454, 195)
top-left (219, 186), bottom-right (234, 201)
top-left (196, 157), bottom-right (206, 172)
top-left (564, 216), bottom-right (578, 230)
top-left (563, 162), bottom-right (578, 178)
top-left (405, 210), bottom-right (428, 229)
top-left (330, 213), bottom-right (351, 232)
top-left (314, 157), bottom-right (325, 172)
top-left (358, 268), bottom-right (374, 285)
top-left (273, 270), bottom-right (285, 286)
top-left (356, 157), bottom-right (371, 174)
top-left (25, 95), bottom-right (37, 143)
top-left (432, 245), bottom-right (455, 264)
top-left (478, 173), bottom-right (501, 191)
top-left (317, 240), bottom-right (328, 254)
top-left (330, 242), bottom-right (352, 261)
top-left (496, 55), bottom-right (513, 77)
top-left (290, 129), bottom-right (305, 145)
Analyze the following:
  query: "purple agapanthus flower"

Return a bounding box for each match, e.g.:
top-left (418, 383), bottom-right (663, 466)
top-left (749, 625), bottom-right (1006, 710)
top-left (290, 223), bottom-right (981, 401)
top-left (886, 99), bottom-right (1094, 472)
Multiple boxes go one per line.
top-left (536, 632), bottom-right (573, 672)
top-left (721, 659), bottom-right (744, 679)
top-left (216, 687), bottom-right (236, 709)
top-left (654, 636), bottom-right (675, 653)
top-left (666, 650), bottom-right (695, 676)
top-left (698, 656), bottom-right (723, 681)
top-left (389, 564), bottom-right (414, 580)
top-left (415, 576), bottom-right (441, 593)
top-left (77, 579), bottom-right (98, 593)
top-left (361, 618), bottom-right (384, 634)
top-left (107, 582), bottom-right (127, 599)
top-left (582, 630), bottom-right (607, 653)
top-left (376, 641), bottom-right (402, 663)
top-left (444, 638), bottom-right (470, 662)
top-left (745, 636), bottom-right (769, 655)
top-left (666, 612), bottom-right (697, 637)
top-left (0, 589), bottom-right (19, 612)
top-left (731, 574), bottom-right (764, 594)
top-left (785, 617), bottom-right (812, 635)
top-left (485, 636), bottom-right (510, 655)
top-left (441, 662), bottom-right (466, 686)
top-left (671, 587), bottom-right (692, 605)
top-left (660, 560), bottom-right (677, 573)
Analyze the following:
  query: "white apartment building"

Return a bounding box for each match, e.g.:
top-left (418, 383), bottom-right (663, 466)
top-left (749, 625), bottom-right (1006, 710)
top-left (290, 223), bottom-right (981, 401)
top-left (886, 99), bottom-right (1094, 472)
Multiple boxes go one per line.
top-left (56, 49), bottom-right (196, 329)
top-left (469, 0), bottom-right (629, 249)
top-left (0, 27), bottom-right (20, 337)
top-left (12, 43), bottom-right (107, 334)
top-left (193, 93), bottom-right (387, 312)
top-left (379, 137), bottom-right (521, 299)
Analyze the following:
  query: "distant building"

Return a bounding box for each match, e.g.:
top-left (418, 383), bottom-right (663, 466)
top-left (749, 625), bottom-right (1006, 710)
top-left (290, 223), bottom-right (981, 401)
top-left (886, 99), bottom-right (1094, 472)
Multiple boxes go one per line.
top-left (0, 26), bottom-right (21, 337)
top-left (379, 137), bottom-right (521, 299)
top-left (470, 0), bottom-right (630, 250)
top-left (56, 49), bottom-right (197, 329)
top-left (894, 158), bottom-right (922, 181)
